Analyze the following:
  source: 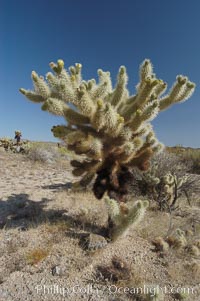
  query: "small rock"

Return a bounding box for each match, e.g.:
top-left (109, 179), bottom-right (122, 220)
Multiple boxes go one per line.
top-left (51, 265), bottom-right (68, 276)
top-left (80, 233), bottom-right (108, 251)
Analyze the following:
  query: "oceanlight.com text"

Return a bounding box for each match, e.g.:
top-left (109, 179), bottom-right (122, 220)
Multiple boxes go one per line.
top-left (35, 284), bottom-right (196, 297)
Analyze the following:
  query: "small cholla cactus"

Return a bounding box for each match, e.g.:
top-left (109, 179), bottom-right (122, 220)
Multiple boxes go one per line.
top-left (19, 59), bottom-right (195, 203)
top-left (173, 229), bottom-right (188, 249)
top-left (185, 245), bottom-right (200, 256)
top-left (158, 228), bottom-right (200, 259)
top-left (186, 259), bottom-right (200, 275)
top-left (161, 173), bottom-right (188, 209)
top-left (153, 230), bottom-right (184, 251)
top-left (193, 239), bottom-right (200, 248)
top-left (105, 196), bottom-right (149, 240)
top-left (151, 236), bottom-right (169, 252)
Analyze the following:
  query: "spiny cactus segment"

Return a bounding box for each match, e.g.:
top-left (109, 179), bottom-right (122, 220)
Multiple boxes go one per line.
top-left (105, 196), bottom-right (149, 240)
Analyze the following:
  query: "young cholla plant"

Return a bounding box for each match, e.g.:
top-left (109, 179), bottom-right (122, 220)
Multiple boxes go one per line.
top-left (105, 196), bottom-right (149, 240)
top-left (145, 170), bottom-right (188, 210)
top-left (19, 59), bottom-right (196, 204)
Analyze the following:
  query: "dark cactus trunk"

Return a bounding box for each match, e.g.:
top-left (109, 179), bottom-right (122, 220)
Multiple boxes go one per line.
top-left (93, 164), bottom-right (134, 202)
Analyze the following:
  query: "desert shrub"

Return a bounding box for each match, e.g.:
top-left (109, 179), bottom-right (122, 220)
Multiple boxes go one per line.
top-left (27, 142), bottom-right (59, 163)
top-left (131, 151), bottom-right (200, 210)
top-left (167, 147), bottom-right (200, 174)
top-left (181, 148), bottom-right (200, 174)
top-left (57, 145), bottom-right (69, 156)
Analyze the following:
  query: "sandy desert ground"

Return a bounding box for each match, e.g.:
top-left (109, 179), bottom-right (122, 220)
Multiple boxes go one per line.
top-left (0, 147), bottom-right (199, 301)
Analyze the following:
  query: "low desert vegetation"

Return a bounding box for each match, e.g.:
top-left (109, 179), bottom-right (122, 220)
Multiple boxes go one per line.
top-left (167, 146), bottom-right (200, 174)
top-left (181, 148), bottom-right (200, 174)
top-left (26, 247), bottom-right (50, 265)
top-left (131, 151), bottom-right (200, 211)
top-left (26, 142), bottom-right (60, 163)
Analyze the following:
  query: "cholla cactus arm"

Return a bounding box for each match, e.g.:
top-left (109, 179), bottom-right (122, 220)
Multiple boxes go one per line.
top-left (51, 125), bottom-right (77, 139)
top-left (41, 97), bottom-right (90, 126)
top-left (110, 66), bottom-right (128, 108)
top-left (128, 101), bottom-right (159, 132)
top-left (31, 71), bottom-right (51, 99)
top-left (63, 130), bottom-right (103, 160)
top-left (139, 59), bottom-right (153, 82)
top-left (104, 196), bottom-right (120, 221)
top-left (41, 98), bottom-right (68, 116)
top-left (126, 147), bottom-right (153, 170)
top-left (76, 85), bottom-right (96, 116)
top-left (64, 109), bottom-right (90, 125)
top-left (153, 80), bottom-right (167, 97)
top-left (20, 58), bottom-right (195, 202)
top-left (72, 159), bottom-right (102, 177)
top-left (78, 172), bottom-right (96, 187)
top-left (90, 69), bottom-right (112, 100)
top-left (152, 143), bottom-right (165, 153)
top-left (159, 76), bottom-right (195, 111)
top-left (123, 60), bottom-right (158, 120)
top-left (133, 78), bottom-right (159, 109)
top-left (19, 89), bottom-right (45, 103)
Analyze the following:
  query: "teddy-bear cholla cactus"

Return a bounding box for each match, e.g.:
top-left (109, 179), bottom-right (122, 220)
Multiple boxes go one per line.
top-left (168, 229), bottom-right (188, 249)
top-left (163, 173), bottom-right (188, 207)
top-left (19, 59), bottom-right (195, 202)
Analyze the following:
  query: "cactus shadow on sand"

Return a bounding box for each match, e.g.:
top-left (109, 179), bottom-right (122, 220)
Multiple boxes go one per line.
top-left (0, 193), bottom-right (109, 238)
top-left (0, 194), bottom-right (62, 229)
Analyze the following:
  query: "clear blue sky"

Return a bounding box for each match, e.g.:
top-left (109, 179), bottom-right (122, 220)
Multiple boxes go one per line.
top-left (1, 0), bottom-right (200, 147)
